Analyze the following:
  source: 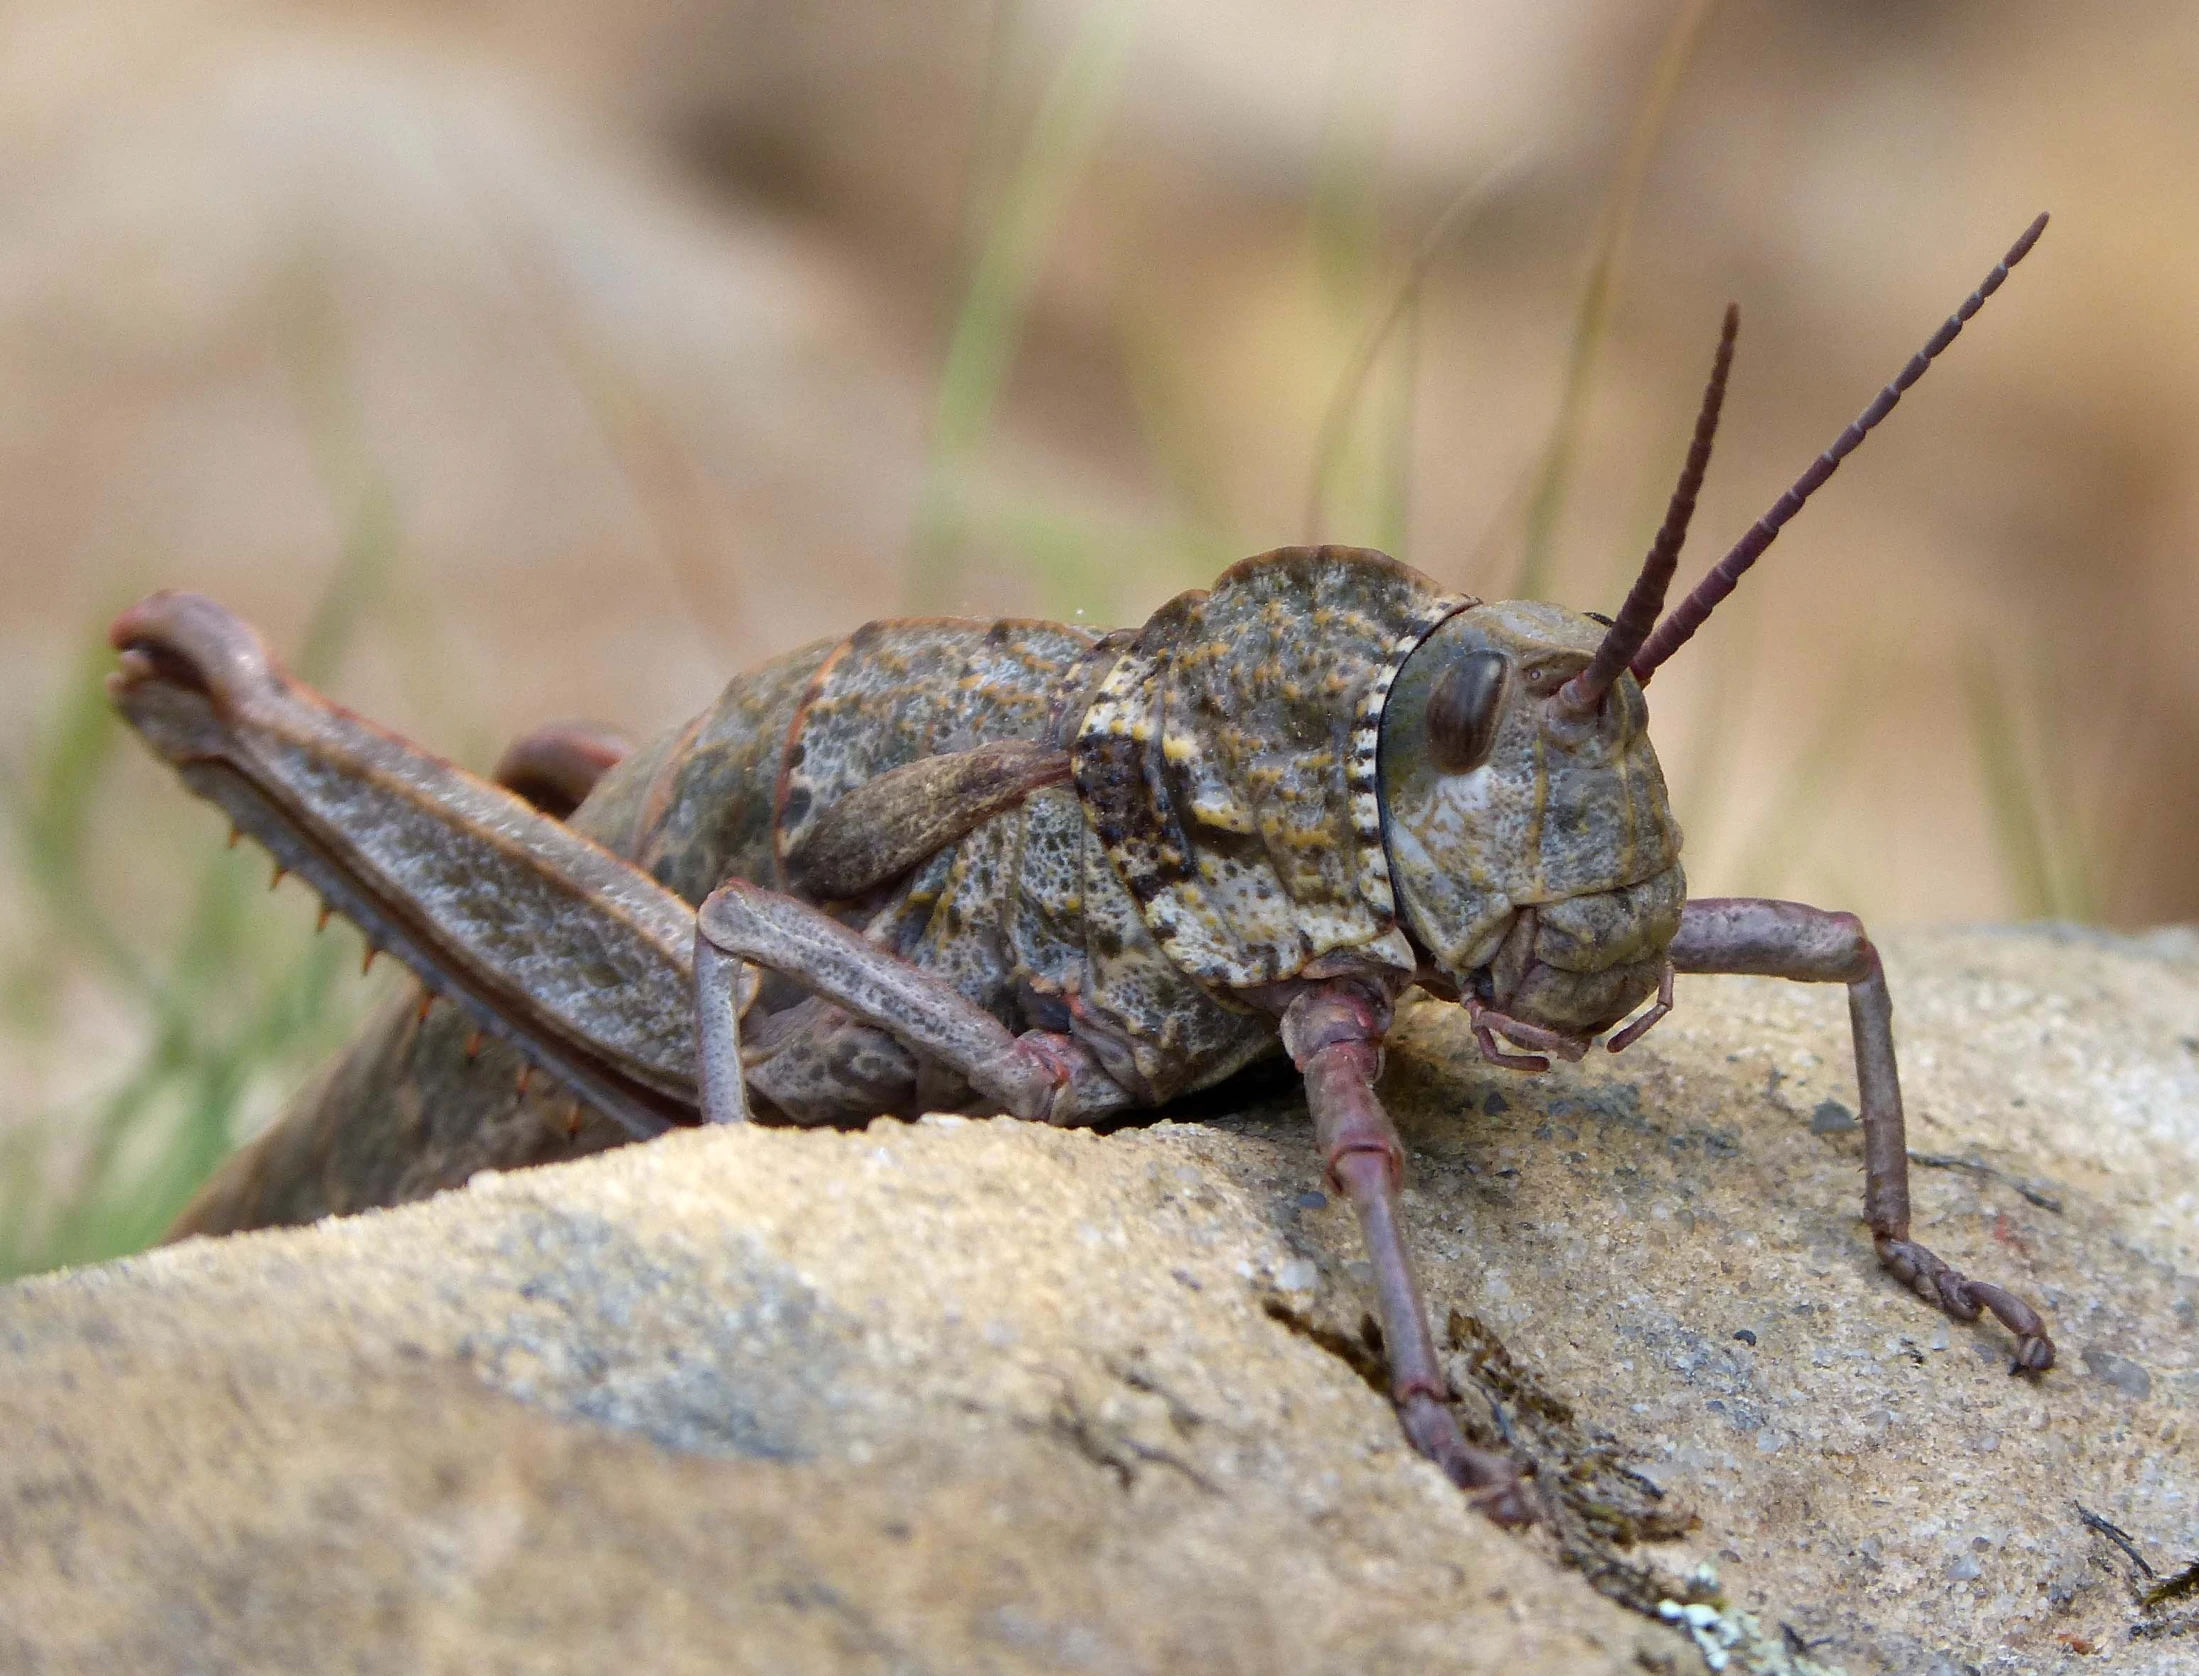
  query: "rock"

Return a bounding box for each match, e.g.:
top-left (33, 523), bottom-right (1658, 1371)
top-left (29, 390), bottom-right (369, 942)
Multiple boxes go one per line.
top-left (5, 925), bottom-right (2197, 1674)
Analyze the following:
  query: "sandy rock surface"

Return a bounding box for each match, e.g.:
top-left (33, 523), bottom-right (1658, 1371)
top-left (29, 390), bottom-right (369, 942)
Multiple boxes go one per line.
top-left (4, 926), bottom-right (2196, 1675)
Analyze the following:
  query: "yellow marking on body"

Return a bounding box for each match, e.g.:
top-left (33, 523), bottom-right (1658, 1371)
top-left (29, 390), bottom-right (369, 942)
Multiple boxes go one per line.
top-left (1187, 792), bottom-right (1258, 834)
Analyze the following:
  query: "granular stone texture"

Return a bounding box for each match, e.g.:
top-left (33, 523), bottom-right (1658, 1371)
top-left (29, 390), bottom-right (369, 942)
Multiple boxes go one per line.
top-left (3, 926), bottom-right (2194, 1674)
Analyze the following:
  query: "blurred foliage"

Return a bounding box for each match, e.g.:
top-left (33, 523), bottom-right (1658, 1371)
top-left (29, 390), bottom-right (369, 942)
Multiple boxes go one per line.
top-left (1515, 0), bottom-right (1721, 602)
top-left (1964, 648), bottom-right (2107, 924)
top-left (908, 0), bottom-right (1138, 613)
top-left (0, 281), bottom-right (411, 1279)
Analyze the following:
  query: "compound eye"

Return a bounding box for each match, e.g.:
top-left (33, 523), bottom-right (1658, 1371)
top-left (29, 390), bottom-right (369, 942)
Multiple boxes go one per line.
top-left (1425, 649), bottom-right (1508, 773)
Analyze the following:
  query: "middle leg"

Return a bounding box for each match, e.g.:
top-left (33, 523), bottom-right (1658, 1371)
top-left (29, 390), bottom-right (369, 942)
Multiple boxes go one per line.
top-left (1281, 983), bottom-right (1536, 1525)
top-left (694, 877), bottom-right (1135, 1128)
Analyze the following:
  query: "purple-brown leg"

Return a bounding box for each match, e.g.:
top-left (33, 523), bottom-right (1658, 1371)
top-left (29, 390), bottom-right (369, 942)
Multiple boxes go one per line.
top-left (1671, 898), bottom-right (2055, 1372)
top-left (1281, 984), bottom-right (1537, 1524)
top-left (693, 877), bottom-right (1133, 1128)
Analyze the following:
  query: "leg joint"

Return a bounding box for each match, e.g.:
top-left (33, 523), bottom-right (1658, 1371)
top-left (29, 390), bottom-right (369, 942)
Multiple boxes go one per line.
top-left (1326, 1134), bottom-right (1404, 1198)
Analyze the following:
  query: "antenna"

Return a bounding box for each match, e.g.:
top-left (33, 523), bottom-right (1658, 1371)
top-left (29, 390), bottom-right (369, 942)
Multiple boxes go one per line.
top-left (1554, 302), bottom-right (1737, 717)
top-left (1630, 212), bottom-right (2049, 684)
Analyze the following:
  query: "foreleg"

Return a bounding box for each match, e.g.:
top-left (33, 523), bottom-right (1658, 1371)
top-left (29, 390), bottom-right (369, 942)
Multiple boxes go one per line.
top-left (1671, 898), bottom-right (2054, 1371)
top-left (1281, 985), bottom-right (1536, 1524)
top-left (694, 878), bottom-right (1133, 1128)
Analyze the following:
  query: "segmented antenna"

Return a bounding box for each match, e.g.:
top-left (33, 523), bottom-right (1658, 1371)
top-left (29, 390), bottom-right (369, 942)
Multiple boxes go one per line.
top-left (1554, 302), bottom-right (1738, 717)
top-left (1629, 211), bottom-right (2048, 684)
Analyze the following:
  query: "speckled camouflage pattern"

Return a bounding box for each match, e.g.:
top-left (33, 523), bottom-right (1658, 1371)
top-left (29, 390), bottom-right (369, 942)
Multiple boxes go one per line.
top-left (171, 545), bottom-right (1669, 1236)
top-left (1074, 548), bottom-right (1472, 988)
top-left (774, 619), bottom-right (1085, 869)
top-left (168, 590), bottom-right (1244, 1226)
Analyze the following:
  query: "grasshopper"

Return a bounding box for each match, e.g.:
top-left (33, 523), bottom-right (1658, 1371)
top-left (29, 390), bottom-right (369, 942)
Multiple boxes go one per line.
top-left (108, 214), bottom-right (2055, 1525)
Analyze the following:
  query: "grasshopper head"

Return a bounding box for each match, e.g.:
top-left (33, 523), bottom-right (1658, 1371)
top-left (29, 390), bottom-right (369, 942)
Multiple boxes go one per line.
top-left (1371, 214), bottom-right (2052, 1056)
top-left (1370, 304), bottom-right (1731, 1051)
top-left (1377, 600), bottom-right (1684, 1041)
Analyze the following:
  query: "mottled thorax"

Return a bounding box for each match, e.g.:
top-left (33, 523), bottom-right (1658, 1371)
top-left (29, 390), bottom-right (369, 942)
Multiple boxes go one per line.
top-left (1072, 547), bottom-right (1471, 990)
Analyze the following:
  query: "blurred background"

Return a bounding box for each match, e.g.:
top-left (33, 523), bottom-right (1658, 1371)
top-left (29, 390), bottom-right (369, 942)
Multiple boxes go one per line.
top-left (2, 0), bottom-right (2194, 1273)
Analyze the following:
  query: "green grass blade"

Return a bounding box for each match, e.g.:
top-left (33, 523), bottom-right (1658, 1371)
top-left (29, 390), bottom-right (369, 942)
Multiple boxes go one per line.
top-left (1963, 650), bottom-right (2056, 918)
top-left (295, 477), bottom-right (397, 686)
top-left (1372, 302), bottom-right (1418, 558)
top-left (1725, 641), bottom-right (1892, 900)
top-left (1303, 155), bottom-right (1528, 546)
top-left (1513, 0), bottom-right (1721, 601)
top-left (906, 2), bottom-right (1137, 612)
top-left (1963, 645), bottom-right (2106, 922)
top-left (0, 637), bottom-right (147, 1007)
top-left (1307, 89), bottom-right (1386, 313)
